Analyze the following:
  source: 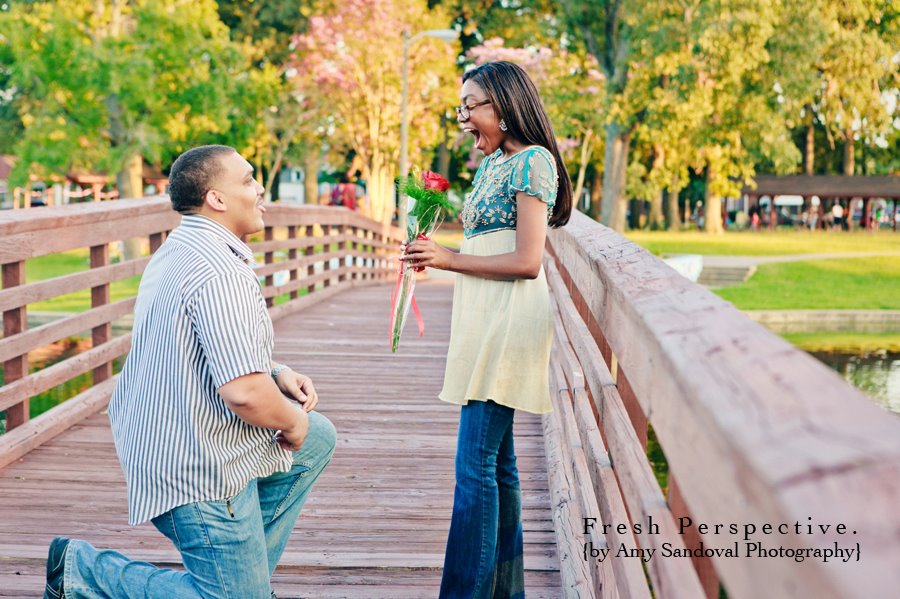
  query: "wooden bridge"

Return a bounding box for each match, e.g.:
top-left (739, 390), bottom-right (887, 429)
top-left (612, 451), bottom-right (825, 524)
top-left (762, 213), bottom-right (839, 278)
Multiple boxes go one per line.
top-left (1, 199), bottom-right (898, 598)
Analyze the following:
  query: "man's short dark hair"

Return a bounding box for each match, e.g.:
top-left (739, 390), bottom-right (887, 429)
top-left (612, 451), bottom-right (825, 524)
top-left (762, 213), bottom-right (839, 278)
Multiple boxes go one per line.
top-left (167, 145), bottom-right (236, 214)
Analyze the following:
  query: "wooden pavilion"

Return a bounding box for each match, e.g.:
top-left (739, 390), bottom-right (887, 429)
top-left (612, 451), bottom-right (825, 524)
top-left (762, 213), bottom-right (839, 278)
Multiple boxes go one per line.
top-left (7, 162), bottom-right (168, 208)
top-left (742, 174), bottom-right (900, 231)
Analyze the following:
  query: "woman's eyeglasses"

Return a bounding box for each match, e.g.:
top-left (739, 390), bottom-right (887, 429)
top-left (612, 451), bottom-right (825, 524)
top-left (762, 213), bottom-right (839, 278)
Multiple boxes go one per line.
top-left (454, 99), bottom-right (491, 120)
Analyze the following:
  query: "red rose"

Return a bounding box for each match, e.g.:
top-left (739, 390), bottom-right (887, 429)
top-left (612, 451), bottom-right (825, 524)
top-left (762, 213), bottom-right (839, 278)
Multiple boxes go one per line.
top-left (422, 170), bottom-right (450, 192)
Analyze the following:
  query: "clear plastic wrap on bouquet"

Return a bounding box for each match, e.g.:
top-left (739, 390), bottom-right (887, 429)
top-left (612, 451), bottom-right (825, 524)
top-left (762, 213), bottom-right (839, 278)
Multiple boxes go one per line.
top-left (390, 171), bottom-right (452, 352)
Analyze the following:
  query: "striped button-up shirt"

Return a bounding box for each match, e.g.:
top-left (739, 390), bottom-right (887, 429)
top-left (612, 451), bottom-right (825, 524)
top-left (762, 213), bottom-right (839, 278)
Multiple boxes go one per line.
top-left (108, 214), bottom-right (292, 525)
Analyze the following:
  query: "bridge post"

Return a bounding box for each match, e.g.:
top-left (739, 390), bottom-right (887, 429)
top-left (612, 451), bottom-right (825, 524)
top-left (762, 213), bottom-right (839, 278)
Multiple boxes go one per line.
top-left (338, 224), bottom-right (348, 283)
top-left (349, 226), bottom-right (358, 282)
top-left (90, 244), bottom-right (112, 384)
top-left (304, 225), bottom-right (315, 295)
top-left (288, 225), bottom-right (299, 301)
top-left (615, 370), bottom-right (648, 449)
top-left (2, 261), bottom-right (28, 429)
top-left (323, 225), bottom-right (333, 288)
top-left (149, 232), bottom-right (165, 254)
top-left (264, 226), bottom-right (275, 308)
top-left (668, 476), bottom-right (720, 599)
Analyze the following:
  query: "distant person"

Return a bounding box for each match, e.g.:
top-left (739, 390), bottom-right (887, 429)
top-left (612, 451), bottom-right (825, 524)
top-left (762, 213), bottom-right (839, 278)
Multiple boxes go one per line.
top-left (832, 202), bottom-right (844, 231)
top-left (808, 208), bottom-right (819, 231)
top-left (403, 61), bottom-right (573, 598)
top-left (44, 145), bottom-right (336, 598)
top-left (331, 175), bottom-right (357, 210)
top-left (692, 200), bottom-right (704, 229)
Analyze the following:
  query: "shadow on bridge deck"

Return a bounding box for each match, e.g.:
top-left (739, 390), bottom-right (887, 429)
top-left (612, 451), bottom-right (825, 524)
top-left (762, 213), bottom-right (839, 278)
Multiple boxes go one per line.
top-left (0, 280), bottom-right (561, 598)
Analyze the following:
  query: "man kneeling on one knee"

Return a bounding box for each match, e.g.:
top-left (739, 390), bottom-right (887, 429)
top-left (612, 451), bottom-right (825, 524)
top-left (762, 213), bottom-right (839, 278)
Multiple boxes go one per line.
top-left (44, 145), bottom-right (337, 599)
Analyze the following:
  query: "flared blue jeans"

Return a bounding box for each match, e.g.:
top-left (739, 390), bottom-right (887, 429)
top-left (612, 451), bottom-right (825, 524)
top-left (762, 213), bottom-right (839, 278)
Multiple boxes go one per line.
top-left (439, 400), bottom-right (525, 599)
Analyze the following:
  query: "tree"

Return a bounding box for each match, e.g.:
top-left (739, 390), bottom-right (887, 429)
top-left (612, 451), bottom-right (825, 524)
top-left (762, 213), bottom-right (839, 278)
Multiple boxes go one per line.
top-left (558, 0), bottom-right (639, 232)
top-left (815, 0), bottom-right (898, 176)
top-left (617, 0), bottom-right (806, 234)
top-left (691, 0), bottom-right (802, 233)
top-left (624, 0), bottom-right (710, 231)
top-left (0, 20), bottom-right (22, 155)
top-left (216, 0), bottom-right (327, 201)
top-left (0, 0), bottom-right (255, 196)
top-left (217, 0), bottom-right (314, 67)
top-left (436, 0), bottom-right (561, 55)
top-left (292, 0), bottom-right (458, 223)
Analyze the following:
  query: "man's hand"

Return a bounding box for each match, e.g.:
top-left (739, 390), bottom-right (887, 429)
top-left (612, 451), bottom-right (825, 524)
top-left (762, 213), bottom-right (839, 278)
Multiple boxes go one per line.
top-left (218, 372), bottom-right (312, 449)
top-left (275, 407), bottom-right (309, 452)
top-left (274, 368), bottom-right (319, 412)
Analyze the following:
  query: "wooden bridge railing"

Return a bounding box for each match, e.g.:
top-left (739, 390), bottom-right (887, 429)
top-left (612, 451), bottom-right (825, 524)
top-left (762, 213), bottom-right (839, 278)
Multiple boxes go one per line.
top-left (542, 210), bottom-right (900, 598)
top-left (0, 198), bottom-right (402, 469)
top-left (4, 201), bottom-right (898, 597)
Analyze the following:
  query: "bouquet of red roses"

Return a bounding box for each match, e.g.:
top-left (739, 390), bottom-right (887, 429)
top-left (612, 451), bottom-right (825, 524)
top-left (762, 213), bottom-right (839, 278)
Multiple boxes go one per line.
top-left (390, 170), bottom-right (452, 352)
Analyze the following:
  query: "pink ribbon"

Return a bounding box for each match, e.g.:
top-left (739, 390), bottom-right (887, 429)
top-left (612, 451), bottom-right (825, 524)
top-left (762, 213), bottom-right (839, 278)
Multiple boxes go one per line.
top-left (389, 235), bottom-right (427, 347)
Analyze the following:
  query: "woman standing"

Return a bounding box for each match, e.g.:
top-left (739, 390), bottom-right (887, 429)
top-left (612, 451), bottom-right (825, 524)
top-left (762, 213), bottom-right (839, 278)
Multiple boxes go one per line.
top-left (402, 61), bottom-right (572, 598)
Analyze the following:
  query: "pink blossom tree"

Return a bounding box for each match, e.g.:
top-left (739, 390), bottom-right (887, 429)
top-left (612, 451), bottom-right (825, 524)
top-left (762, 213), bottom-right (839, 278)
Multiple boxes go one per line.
top-left (291, 0), bottom-right (458, 223)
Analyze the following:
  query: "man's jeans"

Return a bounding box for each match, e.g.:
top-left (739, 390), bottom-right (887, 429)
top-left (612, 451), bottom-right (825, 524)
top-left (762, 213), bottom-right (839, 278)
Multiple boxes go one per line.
top-left (439, 400), bottom-right (525, 599)
top-left (61, 411), bottom-right (336, 598)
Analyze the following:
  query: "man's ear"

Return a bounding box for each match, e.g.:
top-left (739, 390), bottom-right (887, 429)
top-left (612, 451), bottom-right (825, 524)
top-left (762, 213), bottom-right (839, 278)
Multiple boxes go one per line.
top-left (204, 189), bottom-right (227, 213)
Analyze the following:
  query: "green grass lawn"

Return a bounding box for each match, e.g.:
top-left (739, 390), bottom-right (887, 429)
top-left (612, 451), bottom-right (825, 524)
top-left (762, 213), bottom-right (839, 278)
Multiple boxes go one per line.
top-left (627, 230), bottom-right (900, 256)
top-left (26, 250), bottom-right (142, 312)
top-left (714, 256), bottom-right (900, 310)
top-left (782, 332), bottom-right (900, 353)
top-left (24, 243), bottom-right (341, 312)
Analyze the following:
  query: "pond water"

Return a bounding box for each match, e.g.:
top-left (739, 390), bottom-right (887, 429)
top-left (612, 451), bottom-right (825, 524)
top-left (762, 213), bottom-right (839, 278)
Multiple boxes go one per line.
top-left (0, 339), bottom-right (124, 435)
top-left (809, 350), bottom-right (900, 415)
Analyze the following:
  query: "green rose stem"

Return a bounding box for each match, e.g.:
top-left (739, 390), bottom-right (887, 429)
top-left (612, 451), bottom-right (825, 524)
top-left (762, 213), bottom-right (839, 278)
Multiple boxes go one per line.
top-left (391, 265), bottom-right (417, 352)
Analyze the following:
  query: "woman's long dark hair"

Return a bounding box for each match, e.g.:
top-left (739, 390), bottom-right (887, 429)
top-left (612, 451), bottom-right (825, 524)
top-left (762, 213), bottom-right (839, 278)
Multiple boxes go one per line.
top-left (463, 61), bottom-right (573, 227)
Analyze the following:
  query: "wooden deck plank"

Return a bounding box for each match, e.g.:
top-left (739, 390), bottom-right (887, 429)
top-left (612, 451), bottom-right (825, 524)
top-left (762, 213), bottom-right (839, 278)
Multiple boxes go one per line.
top-left (0, 280), bottom-right (562, 597)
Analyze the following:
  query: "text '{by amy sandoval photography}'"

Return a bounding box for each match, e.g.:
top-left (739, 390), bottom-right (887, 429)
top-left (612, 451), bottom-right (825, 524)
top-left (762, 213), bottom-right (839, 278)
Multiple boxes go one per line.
top-left (581, 516), bottom-right (861, 565)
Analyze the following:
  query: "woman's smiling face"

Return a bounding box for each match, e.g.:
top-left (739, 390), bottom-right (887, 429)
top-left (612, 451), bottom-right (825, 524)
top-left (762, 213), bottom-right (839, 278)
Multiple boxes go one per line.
top-left (458, 79), bottom-right (506, 155)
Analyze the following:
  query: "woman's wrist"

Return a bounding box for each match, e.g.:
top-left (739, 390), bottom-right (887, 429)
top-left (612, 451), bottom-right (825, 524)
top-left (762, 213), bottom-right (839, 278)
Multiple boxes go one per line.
top-left (446, 249), bottom-right (459, 271)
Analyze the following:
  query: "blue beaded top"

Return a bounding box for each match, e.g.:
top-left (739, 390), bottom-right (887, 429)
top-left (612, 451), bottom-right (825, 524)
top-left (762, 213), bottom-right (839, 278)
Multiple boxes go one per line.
top-left (461, 146), bottom-right (558, 238)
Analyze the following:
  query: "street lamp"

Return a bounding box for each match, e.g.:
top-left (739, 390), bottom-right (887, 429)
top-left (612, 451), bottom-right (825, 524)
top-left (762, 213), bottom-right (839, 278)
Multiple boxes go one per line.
top-left (398, 28), bottom-right (458, 233)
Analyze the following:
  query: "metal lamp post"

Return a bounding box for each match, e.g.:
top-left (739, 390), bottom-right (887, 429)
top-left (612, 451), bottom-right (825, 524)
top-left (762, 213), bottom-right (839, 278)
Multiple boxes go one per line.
top-left (398, 28), bottom-right (458, 234)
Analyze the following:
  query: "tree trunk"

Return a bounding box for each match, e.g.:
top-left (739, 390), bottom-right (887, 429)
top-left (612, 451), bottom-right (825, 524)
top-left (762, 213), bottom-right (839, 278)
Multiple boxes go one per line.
top-left (703, 168), bottom-right (724, 234)
top-left (649, 189), bottom-right (665, 230)
top-left (629, 199), bottom-right (643, 229)
top-left (117, 152), bottom-right (144, 260)
top-left (265, 147), bottom-right (288, 202)
top-left (366, 155), bottom-right (395, 225)
top-left (304, 151), bottom-right (319, 205)
top-left (804, 110), bottom-right (815, 176)
top-left (589, 170), bottom-right (602, 221)
top-left (268, 168), bottom-right (281, 202)
top-left (438, 114), bottom-right (450, 179)
top-left (647, 145), bottom-right (665, 230)
top-left (573, 129), bottom-right (593, 210)
top-left (843, 131), bottom-right (855, 230)
top-left (116, 152), bottom-right (143, 199)
top-left (600, 123), bottom-right (629, 232)
top-left (843, 131), bottom-right (854, 176)
top-left (666, 187), bottom-right (681, 231)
